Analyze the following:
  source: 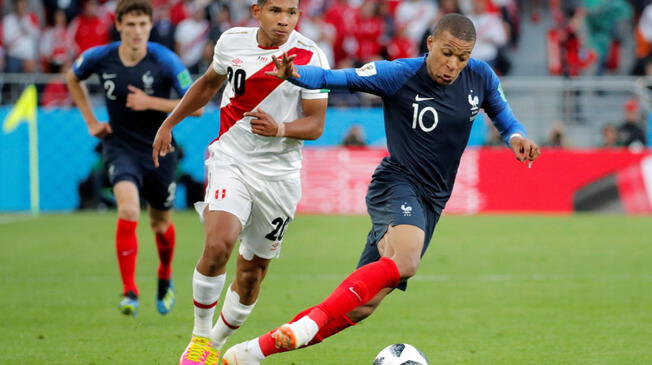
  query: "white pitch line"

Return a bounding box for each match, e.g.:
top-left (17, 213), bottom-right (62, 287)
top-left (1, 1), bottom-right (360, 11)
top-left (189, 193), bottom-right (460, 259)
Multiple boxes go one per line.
top-left (0, 215), bottom-right (35, 224)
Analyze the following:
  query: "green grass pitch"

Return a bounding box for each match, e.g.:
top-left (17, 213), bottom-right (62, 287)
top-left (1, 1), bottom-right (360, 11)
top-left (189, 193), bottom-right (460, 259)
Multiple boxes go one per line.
top-left (1, 212), bottom-right (651, 364)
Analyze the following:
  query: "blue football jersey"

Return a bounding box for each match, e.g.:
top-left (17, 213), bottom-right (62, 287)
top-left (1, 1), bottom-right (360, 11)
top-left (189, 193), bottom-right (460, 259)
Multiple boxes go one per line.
top-left (73, 42), bottom-right (192, 151)
top-left (290, 57), bottom-right (527, 211)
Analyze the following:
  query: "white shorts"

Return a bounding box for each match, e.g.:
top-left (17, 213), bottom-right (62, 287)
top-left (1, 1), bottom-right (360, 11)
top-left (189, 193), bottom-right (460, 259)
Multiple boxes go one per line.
top-left (194, 161), bottom-right (301, 260)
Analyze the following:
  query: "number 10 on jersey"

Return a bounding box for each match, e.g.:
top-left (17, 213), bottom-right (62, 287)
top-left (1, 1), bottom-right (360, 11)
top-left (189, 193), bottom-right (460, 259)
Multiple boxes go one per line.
top-left (411, 103), bottom-right (439, 132)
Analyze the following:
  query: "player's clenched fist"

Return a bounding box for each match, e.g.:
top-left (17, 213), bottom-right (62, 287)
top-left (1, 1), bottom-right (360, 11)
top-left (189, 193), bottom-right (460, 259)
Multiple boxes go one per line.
top-left (246, 108), bottom-right (285, 137)
top-left (509, 135), bottom-right (541, 168)
top-left (88, 121), bottom-right (112, 139)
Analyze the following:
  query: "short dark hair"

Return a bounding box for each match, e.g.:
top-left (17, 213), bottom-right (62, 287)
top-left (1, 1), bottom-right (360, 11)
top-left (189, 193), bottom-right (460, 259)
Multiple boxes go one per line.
top-left (115, 0), bottom-right (152, 23)
top-left (431, 13), bottom-right (476, 42)
top-left (257, 0), bottom-right (300, 7)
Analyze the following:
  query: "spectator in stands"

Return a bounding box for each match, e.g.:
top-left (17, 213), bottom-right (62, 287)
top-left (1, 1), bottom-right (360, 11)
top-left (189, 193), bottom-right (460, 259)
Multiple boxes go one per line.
top-left (617, 99), bottom-right (647, 150)
top-left (170, 0), bottom-right (192, 26)
top-left (300, 10), bottom-right (336, 67)
top-left (583, 0), bottom-right (632, 75)
top-left (352, 0), bottom-right (385, 64)
top-left (419, 0), bottom-right (461, 55)
top-left (387, 25), bottom-right (416, 60)
top-left (342, 125), bottom-right (366, 147)
top-left (467, 0), bottom-right (508, 73)
top-left (42, 0), bottom-right (78, 24)
top-left (378, 1), bottom-right (396, 43)
top-left (69, 0), bottom-right (111, 56)
top-left (324, 0), bottom-right (357, 64)
top-left (174, 1), bottom-right (209, 74)
top-left (40, 9), bottom-right (72, 73)
top-left (207, 3), bottom-right (233, 41)
top-left (543, 122), bottom-right (567, 147)
top-left (395, 0), bottom-right (436, 46)
top-left (150, 2), bottom-right (175, 51)
top-left (324, 0), bottom-right (358, 67)
top-left (496, 0), bottom-right (520, 48)
top-left (633, 2), bottom-right (652, 75)
top-left (551, 2), bottom-right (596, 77)
top-left (2, 0), bottom-right (40, 73)
top-left (601, 124), bottom-right (618, 147)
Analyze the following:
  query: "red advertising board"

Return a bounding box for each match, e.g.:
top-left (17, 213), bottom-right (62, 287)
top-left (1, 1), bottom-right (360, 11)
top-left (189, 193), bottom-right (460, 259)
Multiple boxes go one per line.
top-left (298, 148), bottom-right (652, 214)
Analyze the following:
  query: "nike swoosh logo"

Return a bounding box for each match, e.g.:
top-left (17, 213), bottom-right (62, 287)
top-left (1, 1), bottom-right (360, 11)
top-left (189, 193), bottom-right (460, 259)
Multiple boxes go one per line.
top-left (349, 287), bottom-right (362, 302)
top-left (415, 95), bottom-right (434, 101)
top-left (103, 73), bottom-right (117, 79)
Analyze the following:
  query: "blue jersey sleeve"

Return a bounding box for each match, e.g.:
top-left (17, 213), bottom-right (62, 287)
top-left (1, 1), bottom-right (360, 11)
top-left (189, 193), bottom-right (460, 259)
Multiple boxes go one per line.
top-left (149, 42), bottom-right (192, 96)
top-left (72, 44), bottom-right (115, 80)
top-left (471, 59), bottom-right (528, 145)
top-left (291, 58), bottom-right (420, 98)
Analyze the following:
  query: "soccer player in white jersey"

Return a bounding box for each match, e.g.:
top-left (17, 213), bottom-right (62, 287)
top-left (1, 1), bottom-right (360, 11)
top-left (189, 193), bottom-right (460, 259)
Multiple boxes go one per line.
top-left (152, 0), bottom-right (328, 364)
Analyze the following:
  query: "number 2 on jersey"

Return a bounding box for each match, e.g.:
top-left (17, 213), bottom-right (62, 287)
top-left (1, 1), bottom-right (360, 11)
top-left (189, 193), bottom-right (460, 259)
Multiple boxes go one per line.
top-left (104, 80), bottom-right (116, 100)
top-left (226, 67), bottom-right (246, 95)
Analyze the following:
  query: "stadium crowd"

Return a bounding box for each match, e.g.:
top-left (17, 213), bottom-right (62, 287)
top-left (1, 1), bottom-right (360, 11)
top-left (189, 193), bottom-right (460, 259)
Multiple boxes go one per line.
top-left (4, 0), bottom-right (652, 77)
top-left (1, 0), bottom-right (522, 77)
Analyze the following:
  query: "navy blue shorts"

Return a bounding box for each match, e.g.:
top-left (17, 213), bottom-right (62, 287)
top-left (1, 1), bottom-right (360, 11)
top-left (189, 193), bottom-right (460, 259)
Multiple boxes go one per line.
top-left (103, 143), bottom-right (178, 211)
top-left (356, 177), bottom-right (440, 291)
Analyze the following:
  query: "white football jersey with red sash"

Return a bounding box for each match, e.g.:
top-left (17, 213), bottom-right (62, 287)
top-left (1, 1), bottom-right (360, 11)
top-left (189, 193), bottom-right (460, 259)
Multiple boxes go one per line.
top-left (209, 27), bottom-right (330, 180)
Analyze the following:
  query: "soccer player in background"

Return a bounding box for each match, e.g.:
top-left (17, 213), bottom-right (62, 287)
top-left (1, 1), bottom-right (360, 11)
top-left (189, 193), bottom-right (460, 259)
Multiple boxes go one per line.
top-left (66, 0), bottom-right (198, 317)
top-left (221, 14), bottom-right (541, 364)
top-left (151, 0), bottom-right (329, 364)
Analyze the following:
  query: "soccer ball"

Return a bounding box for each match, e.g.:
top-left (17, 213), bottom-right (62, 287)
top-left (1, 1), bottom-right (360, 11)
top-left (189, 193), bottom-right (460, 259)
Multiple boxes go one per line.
top-left (373, 343), bottom-right (428, 365)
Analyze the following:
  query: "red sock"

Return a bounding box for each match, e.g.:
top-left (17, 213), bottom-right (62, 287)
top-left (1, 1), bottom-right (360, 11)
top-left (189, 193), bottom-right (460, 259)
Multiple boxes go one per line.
top-left (308, 257), bottom-right (400, 327)
top-left (155, 223), bottom-right (175, 280)
top-left (116, 219), bottom-right (138, 296)
top-left (258, 308), bottom-right (357, 356)
top-left (258, 257), bottom-right (399, 357)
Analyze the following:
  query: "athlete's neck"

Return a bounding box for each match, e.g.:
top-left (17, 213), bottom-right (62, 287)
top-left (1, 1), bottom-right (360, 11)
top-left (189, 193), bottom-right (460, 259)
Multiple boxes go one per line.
top-left (256, 28), bottom-right (286, 49)
top-left (119, 44), bottom-right (147, 66)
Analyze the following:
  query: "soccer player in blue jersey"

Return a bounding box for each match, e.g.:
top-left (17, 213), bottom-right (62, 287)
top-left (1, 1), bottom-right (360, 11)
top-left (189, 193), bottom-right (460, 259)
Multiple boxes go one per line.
top-left (66, 0), bottom-right (199, 317)
top-left (221, 14), bottom-right (540, 364)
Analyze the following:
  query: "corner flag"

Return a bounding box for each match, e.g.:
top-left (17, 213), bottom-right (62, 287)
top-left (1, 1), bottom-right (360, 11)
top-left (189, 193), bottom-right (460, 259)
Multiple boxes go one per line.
top-left (3, 84), bottom-right (37, 133)
top-left (3, 85), bottom-right (40, 215)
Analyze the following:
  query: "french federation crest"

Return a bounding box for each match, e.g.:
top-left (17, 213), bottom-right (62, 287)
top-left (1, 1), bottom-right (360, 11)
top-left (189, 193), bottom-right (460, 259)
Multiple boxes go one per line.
top-left (468, 90), bottom-right (480, 121)
top-left (142, 71), bottom-right (154, 94)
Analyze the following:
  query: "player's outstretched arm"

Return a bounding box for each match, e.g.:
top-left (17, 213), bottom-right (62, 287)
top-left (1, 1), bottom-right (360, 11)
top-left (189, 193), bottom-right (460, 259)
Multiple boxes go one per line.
top-left (153, 67), bottom-right (227, 167)
top-left (66, 69), bottom-right (112, 139)
top-left (509, 135), bottom-right (541, 168)
top-left (266, 52), bottom-right (351, 92)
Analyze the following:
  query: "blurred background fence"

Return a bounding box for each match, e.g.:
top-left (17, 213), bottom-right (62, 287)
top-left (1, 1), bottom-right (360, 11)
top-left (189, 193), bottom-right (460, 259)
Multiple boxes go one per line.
top-left (1, 74), bottom-right (651, 213)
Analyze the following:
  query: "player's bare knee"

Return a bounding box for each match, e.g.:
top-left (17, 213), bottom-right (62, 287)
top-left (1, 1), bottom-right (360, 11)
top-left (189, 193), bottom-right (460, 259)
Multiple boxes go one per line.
top-left (394, 256), bottom-right (420, 280)
top-left (149, 218), bottom-right (170, 234)
top-left (203, 236), bottom-right (236, 266)
top-left (117, 205), bottom-right (139, 221)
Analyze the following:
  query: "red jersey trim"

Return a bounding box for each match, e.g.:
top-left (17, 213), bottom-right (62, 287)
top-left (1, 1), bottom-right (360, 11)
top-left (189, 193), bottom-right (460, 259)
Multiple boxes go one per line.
top-left (212, 47), bottom-right (314, 144)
